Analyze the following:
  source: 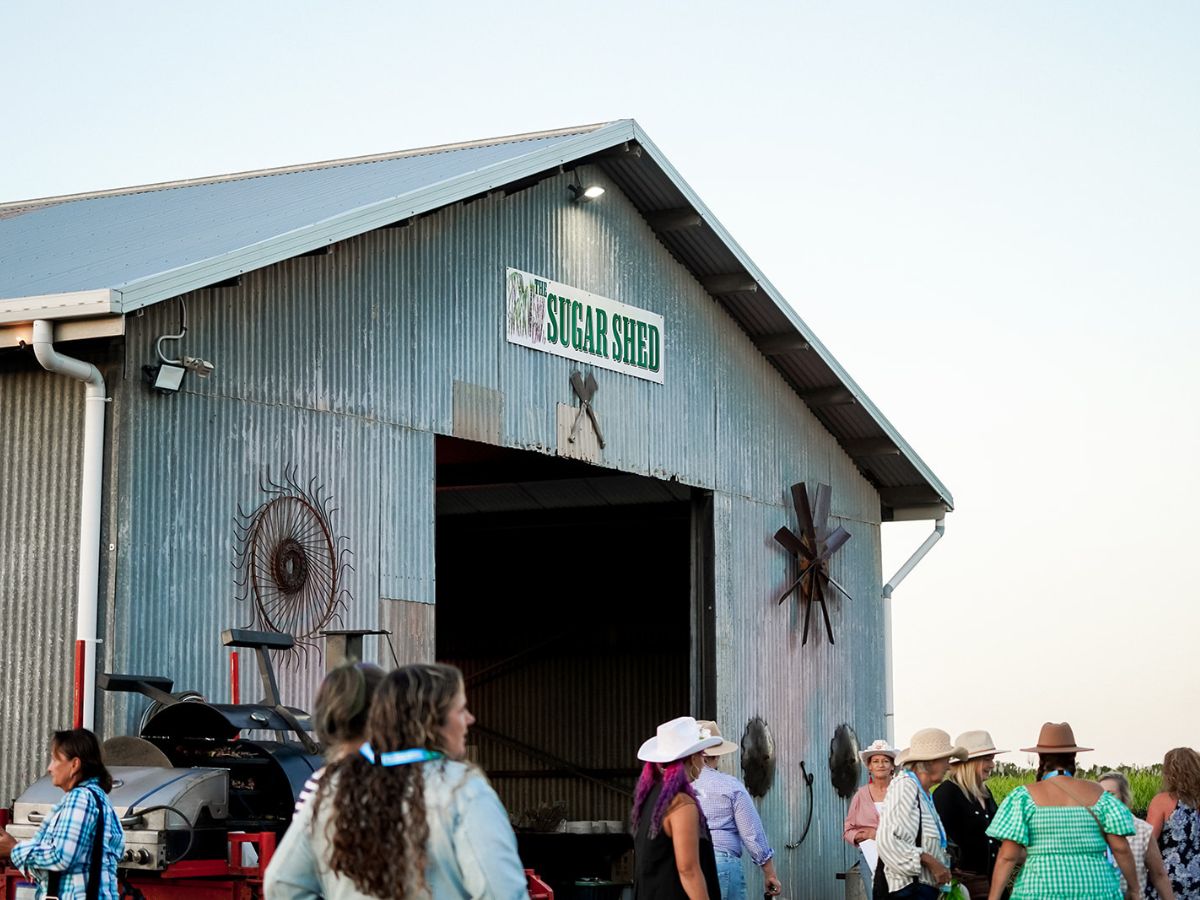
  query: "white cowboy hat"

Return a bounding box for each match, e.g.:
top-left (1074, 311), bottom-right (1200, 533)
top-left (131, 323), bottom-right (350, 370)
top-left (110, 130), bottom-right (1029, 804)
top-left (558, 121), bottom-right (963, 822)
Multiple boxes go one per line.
top-left (638, 716), bottom-right (724, 763)
top-left (895, 728), bottom-right (968, 766)
top-left (859, 739), bottom-right (898, 767)
top-left (696, 720), bottom-right (739, 757)
top-left (955, 730), bottom-right (1007, 760)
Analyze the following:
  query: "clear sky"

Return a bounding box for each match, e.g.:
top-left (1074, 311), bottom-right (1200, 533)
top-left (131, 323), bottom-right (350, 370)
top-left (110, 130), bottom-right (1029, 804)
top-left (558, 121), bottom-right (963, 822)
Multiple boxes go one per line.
top-left (4, 2), bottom-right (1196, 765)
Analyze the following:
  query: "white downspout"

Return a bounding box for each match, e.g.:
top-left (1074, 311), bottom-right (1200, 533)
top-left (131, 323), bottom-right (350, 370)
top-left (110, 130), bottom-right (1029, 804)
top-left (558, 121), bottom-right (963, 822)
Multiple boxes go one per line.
top-left (881, 517), bottom-right (945, 744)
top-left (32, 320), bottom-right (107, 731)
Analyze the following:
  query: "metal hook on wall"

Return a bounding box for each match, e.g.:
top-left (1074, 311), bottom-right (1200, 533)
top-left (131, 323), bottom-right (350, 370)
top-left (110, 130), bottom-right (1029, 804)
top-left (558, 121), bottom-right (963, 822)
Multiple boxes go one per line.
top-left (785, 760), bottom-right (816, 849)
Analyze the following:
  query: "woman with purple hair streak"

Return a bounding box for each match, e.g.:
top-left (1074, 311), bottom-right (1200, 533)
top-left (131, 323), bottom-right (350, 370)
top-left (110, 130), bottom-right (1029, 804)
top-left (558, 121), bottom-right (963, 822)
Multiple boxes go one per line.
top-left (632, 717), bottom-right (724, 899)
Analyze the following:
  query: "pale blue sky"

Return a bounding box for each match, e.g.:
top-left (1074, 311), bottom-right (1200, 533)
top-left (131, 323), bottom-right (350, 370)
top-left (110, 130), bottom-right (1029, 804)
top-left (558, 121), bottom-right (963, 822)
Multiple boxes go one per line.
top-left (4, 1), bottom-right (1197, 764)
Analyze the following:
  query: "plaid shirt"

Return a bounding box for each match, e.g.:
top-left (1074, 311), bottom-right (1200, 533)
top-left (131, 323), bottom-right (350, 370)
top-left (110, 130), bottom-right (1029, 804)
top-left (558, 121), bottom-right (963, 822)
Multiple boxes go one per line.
top-left (694, 766), bottom-right (775, 865)
top-left (10, 779), bottom-right (124, 899)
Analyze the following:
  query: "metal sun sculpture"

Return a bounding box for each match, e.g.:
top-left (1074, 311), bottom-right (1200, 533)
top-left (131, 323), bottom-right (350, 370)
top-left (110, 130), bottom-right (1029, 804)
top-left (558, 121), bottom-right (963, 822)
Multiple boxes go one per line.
top-left (774, 482), bottom-right (852, 645)
top-left (233, 466), bottom-right (353, 659)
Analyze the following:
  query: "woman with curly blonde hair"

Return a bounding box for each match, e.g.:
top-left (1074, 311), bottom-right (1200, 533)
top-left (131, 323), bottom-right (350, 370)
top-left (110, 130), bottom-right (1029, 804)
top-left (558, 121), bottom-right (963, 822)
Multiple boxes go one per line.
top-left (1146, 747), bottom-right (1200, 899)
top-left (265, 663), bottom-right (527, 899)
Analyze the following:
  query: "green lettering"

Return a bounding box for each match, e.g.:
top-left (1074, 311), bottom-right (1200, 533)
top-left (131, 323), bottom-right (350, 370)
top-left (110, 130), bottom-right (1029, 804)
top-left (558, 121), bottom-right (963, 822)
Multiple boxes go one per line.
top-left (611, 315), bottom-right (623, 361)
top-left (571, 301), bottom-right (583, 350)
top-left (583, 305), bottom-right (595, 353)
top-left (559, 296), bottom-right (571, 347)
top-left (546, 294), bottom-right (559, 344)
top-left (622, 317), bottom-right (635, 365)
top-left (596, 309), bottom-right (608, 358)
top-left (636, 320), bottom-right (648, 368)
top-left (648, 324), bottom-right (660, 372)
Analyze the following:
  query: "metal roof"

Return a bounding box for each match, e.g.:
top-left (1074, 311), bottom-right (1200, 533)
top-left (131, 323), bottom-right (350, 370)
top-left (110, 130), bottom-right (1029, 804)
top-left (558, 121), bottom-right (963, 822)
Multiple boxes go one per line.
top-left (0, 119), bottom-right (952, 516)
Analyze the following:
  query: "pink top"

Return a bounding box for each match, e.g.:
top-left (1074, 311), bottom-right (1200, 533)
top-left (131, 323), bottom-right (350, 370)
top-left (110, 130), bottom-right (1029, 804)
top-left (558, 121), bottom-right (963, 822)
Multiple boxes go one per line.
top-left (844, 783), bottom-right (883, 845)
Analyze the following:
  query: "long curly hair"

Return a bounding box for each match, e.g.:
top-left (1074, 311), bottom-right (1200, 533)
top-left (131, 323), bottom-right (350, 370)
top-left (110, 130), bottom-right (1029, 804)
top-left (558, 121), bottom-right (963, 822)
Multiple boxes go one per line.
top-left (312, 663), bottom-right (463, 897)
top-left (1163, 747), bottom-right (1200, 808)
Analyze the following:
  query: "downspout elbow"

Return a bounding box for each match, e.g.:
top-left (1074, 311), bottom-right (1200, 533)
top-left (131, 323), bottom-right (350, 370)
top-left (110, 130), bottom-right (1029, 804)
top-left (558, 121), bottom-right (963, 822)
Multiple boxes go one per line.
top-left (32, 320), bottom-right (105, 393)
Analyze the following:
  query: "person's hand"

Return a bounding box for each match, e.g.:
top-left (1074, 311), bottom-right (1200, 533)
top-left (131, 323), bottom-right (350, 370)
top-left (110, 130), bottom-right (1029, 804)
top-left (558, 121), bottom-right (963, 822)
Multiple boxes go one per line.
top-left (0, 828), bottom-right (17, 859)
top-left (764, 873), bottom-right (783, 895)
top-left (860, 827), bottom-right (876, 841)
top-left (927, 859), bottom-right (952, 886)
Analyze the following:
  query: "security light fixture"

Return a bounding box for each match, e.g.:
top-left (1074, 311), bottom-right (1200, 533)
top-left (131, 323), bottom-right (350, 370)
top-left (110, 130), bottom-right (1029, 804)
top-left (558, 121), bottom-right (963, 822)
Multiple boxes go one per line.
top-left (144, 297), bottom-right (216, 393)
top-left (569, 183), bottom-right (605, 203)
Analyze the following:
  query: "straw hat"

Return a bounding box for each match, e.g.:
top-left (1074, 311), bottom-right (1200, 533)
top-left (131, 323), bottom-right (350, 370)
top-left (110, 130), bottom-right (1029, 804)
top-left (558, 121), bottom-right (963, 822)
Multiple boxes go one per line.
top-left (859, 739), bottom-right (898, 767)
top-left (697, 720), bottom-right (739, 757)
top-left (638, 717), bottom-right (724, 763)
top-left (895, 728), bottom-right (967, 766)
top-left (1020, 722), bottom-right (1092, 754)
top-left (955, 730), bottom-right (1007, 760)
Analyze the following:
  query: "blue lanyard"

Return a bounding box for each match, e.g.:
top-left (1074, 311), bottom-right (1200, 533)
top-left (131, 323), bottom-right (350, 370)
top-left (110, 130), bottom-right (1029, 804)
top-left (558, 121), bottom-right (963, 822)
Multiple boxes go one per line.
top-left (905, 771), bottom-right (947, 849)
top-left (1041, 770), bottom-right (1073, 780)
top-left (359, 743), bottom-right (443, 767)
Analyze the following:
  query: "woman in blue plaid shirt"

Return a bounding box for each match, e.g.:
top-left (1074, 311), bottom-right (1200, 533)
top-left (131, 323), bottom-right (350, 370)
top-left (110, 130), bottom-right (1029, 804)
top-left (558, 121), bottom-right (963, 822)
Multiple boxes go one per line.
top-left (0, 729), bottom-right (124, 899)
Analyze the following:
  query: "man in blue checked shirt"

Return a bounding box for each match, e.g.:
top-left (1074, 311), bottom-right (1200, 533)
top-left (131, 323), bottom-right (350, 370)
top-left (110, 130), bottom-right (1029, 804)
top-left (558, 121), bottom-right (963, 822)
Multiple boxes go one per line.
top-left (0, 729), bottom-right (124, 899)
top-left (694, 720), bottom-right (782, 898)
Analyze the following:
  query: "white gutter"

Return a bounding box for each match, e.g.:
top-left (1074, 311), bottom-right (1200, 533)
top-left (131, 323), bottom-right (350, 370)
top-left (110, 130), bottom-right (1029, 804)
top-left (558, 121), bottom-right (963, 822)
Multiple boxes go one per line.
top-left (881, 517), bottom-right (945, 744)
top-left (31, 320), bottom-right (107, 730)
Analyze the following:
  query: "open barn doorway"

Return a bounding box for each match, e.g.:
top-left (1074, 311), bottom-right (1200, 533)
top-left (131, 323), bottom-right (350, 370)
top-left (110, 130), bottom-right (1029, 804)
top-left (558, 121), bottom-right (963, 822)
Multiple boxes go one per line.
top-left (435, 436), bottom-right (714, 894)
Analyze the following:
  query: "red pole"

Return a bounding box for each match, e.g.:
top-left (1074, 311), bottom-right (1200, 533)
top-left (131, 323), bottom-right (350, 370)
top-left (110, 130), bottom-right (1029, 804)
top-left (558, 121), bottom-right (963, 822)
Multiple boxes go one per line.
top-left (230, 650), bottom-right (240, 705)
top-left (72, 639), bottom-right (86, 728)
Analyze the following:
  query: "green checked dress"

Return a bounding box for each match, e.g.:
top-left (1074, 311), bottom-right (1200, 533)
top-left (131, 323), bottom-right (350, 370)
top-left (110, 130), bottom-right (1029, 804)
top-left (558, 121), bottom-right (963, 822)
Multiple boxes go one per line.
top-left (986, 785), bottom-right (1134, 899)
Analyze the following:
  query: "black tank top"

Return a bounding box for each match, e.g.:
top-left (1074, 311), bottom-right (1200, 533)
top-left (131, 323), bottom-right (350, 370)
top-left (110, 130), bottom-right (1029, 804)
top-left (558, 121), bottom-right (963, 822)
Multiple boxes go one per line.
top-left (633, 783), bottom-right (721, 899)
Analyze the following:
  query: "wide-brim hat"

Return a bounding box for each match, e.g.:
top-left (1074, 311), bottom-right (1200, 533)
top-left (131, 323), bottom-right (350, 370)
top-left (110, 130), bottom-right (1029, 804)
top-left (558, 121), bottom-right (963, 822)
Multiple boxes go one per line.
top-left (955, 730), bottom-right (1008, 760)
top-left (638, 716), bottom-right (724, 764)
top-left (1020, 722), bottom-right (1092, 754)
top-left (696, 720), bottom-right (739, 757)
top-left (895, 728), bottom-right (967, 766)
top-left (859, 739), bottom-right (898, 767)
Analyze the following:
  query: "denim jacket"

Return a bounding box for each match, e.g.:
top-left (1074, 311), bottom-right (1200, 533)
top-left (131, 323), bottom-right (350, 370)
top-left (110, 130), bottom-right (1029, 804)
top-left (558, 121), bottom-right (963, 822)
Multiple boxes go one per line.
top-left (264, 760), bottom-right (528, 899)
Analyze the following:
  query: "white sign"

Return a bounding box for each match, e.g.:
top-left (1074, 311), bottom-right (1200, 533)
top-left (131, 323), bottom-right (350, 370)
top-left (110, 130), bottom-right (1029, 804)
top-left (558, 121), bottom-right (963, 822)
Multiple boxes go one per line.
top-left (505, 268), bottom-right (664, 384)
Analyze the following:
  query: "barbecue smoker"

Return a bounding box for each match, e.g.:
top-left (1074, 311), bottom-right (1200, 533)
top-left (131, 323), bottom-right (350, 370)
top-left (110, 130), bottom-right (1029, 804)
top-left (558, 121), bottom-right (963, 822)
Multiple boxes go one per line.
top-left (2, 629), bottom-right (320, 900)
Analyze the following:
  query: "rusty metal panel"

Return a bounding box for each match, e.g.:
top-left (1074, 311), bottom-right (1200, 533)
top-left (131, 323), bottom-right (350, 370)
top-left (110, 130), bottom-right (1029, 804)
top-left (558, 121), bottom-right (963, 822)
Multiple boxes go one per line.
top-left (713, 490), bottom-right (884, 897)
top-left (0, 365), bottom-right (89, 803)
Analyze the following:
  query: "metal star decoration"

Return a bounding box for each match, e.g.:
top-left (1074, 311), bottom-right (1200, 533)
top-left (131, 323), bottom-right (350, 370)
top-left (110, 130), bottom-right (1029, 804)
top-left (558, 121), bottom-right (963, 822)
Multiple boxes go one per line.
top-left (774, 482), bottom-right (852, 644)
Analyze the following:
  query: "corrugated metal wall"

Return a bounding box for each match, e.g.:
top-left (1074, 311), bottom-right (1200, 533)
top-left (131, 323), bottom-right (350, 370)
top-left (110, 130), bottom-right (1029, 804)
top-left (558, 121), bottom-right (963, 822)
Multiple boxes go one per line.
top-left (5, 166), bottom-right (888, 895)
top-left (0, 362), bottom-right (106, 803)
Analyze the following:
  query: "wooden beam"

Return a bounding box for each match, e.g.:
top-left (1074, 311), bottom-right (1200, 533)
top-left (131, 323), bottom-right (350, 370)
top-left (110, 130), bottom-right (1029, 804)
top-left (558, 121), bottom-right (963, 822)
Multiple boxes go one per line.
top-left (800, 386), bottom-right (856, 408)
top-left (700, 273), bottom-right (758, 295)
top-left (645, 208), bottom-right (703, 232)
top-left (842, 438), bottom-right (901, 457)
top-left (754, 332), bottom-right (810, 355)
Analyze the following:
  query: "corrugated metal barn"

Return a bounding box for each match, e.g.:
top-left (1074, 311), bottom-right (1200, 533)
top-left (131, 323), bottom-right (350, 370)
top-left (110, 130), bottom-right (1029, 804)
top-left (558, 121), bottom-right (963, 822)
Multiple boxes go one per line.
top-left (0, 120), bottom-right (952, 898)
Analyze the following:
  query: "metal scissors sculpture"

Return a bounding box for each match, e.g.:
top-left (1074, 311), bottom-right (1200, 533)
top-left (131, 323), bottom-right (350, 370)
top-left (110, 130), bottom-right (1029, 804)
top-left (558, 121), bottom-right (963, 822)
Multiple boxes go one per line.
top-left (774, 482), bottom-right (851, 644)
top-left (568, 371), bottom-right (605, 448)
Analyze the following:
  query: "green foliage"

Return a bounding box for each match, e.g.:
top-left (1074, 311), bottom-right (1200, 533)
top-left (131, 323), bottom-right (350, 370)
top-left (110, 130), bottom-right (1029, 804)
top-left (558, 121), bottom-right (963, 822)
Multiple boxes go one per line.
top-left (987, 762), bottom-right (1162, 818)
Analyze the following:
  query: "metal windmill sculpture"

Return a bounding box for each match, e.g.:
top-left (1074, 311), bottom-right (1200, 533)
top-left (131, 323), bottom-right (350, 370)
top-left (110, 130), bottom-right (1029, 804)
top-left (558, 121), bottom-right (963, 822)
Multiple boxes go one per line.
top-left (774, 482), bottom-right (852, 645)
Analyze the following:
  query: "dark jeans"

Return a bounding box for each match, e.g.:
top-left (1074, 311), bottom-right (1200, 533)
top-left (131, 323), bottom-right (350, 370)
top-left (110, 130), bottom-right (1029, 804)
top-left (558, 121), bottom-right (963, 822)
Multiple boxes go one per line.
top-left (887, 884), bottom-right (940, 900)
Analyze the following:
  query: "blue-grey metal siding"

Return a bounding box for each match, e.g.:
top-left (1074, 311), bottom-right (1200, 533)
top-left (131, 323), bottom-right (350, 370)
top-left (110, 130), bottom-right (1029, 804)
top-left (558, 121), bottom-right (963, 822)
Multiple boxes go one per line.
top-left (0, 368), bottom-right (97, 801)
top-left (8, 165), bottom-right (891, 895)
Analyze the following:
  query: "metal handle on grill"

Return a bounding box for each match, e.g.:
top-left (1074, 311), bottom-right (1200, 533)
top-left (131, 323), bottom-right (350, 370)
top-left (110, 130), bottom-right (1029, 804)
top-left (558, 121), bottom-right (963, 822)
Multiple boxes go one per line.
top-left (28, 810), bottom-right (143, 827)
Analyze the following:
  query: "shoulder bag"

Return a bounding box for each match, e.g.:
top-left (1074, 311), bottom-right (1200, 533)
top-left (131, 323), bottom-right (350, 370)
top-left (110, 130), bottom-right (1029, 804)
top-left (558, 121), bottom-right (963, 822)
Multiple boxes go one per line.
top-left (46, 786), bottom-right (106, 900)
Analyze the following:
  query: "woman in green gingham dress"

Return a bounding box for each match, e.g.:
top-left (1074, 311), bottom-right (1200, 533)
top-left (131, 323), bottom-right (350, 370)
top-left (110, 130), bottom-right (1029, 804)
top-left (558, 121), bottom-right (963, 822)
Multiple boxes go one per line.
top-left (985, 723), bottom-right (1139, 900)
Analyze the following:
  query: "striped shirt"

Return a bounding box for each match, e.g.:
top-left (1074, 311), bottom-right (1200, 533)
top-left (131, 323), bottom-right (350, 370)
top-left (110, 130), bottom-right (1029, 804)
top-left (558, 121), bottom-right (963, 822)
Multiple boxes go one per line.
top-left (10, 779), bottom-right (125, 900)
top-left (693, 766), bottom-right (775, 865)
top-left (876, 771), bottom-right (950, 894)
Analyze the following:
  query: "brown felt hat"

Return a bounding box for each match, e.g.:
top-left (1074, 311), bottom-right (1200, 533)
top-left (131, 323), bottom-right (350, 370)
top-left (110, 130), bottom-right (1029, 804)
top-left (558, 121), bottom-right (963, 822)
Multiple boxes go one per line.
top-left (1020, 722), bottom-right (1093, 754)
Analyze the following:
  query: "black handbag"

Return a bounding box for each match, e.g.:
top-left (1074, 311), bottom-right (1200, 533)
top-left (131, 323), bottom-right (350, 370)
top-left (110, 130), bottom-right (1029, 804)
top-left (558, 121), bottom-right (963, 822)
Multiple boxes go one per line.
top-left (46, 786), bottom-right (106, 900)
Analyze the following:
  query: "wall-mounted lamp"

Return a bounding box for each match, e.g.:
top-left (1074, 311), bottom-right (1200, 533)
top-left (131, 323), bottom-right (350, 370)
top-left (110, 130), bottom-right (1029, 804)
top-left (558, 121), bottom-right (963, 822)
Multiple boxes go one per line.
top-left (569, 183), bottom-right (605, 203)
top-left (143, 297), bottom-right (215, 393)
